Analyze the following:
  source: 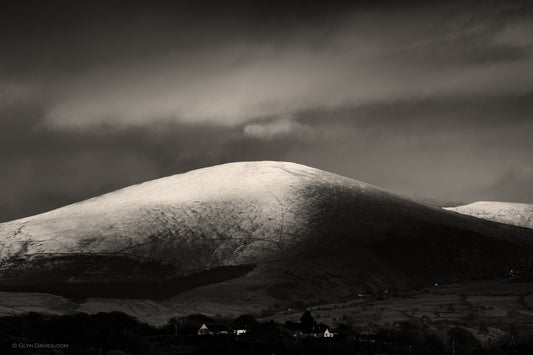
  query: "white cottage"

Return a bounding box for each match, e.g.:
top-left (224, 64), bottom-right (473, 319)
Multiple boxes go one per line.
top-left (197, 323), bottom-right (231, 335)
top-left (198, 323), bottom-right (210, 336)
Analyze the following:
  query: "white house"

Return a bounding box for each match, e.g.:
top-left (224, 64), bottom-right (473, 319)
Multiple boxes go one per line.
top-left (197, 323), bottom-right (231, 335)
top-left (324, 329), bottom-right (334, 338)
top-left (198, 323), bottom-right (210, 336)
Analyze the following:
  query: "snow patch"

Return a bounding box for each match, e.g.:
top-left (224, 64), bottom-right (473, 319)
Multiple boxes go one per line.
top-left (444, 201), bottom-right (533, 229)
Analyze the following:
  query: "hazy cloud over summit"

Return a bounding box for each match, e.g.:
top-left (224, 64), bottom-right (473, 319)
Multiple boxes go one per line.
top-left (1, 0), bottom-right (533, 221)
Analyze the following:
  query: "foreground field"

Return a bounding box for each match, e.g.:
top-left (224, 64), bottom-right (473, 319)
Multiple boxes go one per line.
top-left (2, 276), bottom-right (533, 353)
top-left (260, 275), bottom-right (533, 347)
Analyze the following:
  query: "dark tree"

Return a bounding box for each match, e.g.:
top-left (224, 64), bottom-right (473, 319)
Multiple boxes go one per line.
top-left (300, 311), bottom-right (317, 333)
top-left (447, 327), bottom-right (481, 355)
top-left (232, 314), bottom-right (258, 331)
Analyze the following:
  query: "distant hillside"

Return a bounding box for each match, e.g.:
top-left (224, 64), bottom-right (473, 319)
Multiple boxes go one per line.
top-left (1, 161), bottom-right (533, 317)
top-left (444, 202), bottom-right (533, 230)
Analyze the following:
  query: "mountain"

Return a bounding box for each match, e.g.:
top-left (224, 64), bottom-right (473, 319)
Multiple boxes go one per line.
top-left (1, 161), bottom-right (533, 318)
top-left (444, 201), bottom-right (533, 230)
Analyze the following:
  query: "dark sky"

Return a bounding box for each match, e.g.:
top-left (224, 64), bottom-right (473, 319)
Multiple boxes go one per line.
top-left (1, 0), bottom-right (533, 222)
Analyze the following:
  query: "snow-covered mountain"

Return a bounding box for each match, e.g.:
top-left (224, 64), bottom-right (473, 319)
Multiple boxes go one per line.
top-left (444, 201), bottom-right (533, 230)
top-left (1, 161), bottom-right (532, 314)
top-left (0, 161), bottom-right (395, 286)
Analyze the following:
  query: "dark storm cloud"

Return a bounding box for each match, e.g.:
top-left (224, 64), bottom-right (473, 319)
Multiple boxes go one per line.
top-left (1, 0), bottom-right (533, 221)
top-left (2, 0), bottom-right (531, 128)
top-left (299, 93), bottom-right (533, 130)
top-left (0, 0), bottom-right (356, 75)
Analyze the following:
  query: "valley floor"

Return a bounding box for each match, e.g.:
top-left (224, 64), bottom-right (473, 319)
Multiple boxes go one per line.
top-left (1, 276), bottom-right (533, 353)
top-left (261, 275), bottom-right (533, 333)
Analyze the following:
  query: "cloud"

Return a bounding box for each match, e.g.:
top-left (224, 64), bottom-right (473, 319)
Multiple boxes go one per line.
top-left (19, 1), bottom-right (530, 129)
top-left (243, 118), bottom-right (314, 140)
top-left (0, 82), bottom-right (42, 107)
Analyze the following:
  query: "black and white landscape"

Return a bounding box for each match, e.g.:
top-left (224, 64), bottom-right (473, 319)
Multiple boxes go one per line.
top-left (1, 161), bottom-right (533, 309)
top-left (2, 1), bottom-right (533, 354)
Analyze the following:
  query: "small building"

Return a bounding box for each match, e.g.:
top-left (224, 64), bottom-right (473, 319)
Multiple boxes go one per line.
top-left (296, 329), bottom-right (335, 338)
top-left (197, 323), bottom-right (231, 335)
top-left (323, 329), bottom-right (334, 338)
top-left (198, 323), bottom-right (210, 336)
top-left (234, 329), bottom-right (247, 335)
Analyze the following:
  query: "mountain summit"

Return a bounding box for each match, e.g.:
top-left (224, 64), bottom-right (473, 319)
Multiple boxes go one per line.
top-left (1, 161), bottom-right (532, 310)
top-left (0, 161), bottom-right (383, 284)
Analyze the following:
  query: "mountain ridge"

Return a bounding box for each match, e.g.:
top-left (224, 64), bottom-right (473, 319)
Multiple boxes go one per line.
top-left (1, 161), bottom-right (532, 317)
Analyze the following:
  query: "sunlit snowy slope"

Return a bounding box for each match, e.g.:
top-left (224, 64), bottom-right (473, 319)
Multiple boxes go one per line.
top-left (1, 161), bottom-right (532, 306)
top-left (445, 202), bottom-right (533, 230)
